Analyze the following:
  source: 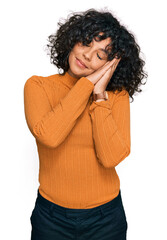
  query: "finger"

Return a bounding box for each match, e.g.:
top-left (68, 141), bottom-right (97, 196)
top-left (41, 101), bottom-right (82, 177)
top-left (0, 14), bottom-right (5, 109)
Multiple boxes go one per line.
top-left (108, 58), bottom-right (121, 68)
top-left (111, 58), bottom-right (121, 68)
top-left (108, 58), bottom-right (117, 64)
top-left (96, 58), bottom-right (121, 81)
top-left (110, 63), bottom-right (119, 72)
top-left (102, 59), bottom-right (118, 71)
top-left (87, 58), bottom-right (120, 83)
top-left (100, 67), bottom-right (115, 83)
top-left (108, 62), bottom-right (118, 71)
top-left (107, 60), bottom-right (120, 74)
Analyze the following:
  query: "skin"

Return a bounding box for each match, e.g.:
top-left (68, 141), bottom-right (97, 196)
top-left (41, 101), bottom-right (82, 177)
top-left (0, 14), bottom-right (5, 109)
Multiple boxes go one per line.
top-left (67, 32), bottom-right (121, 98)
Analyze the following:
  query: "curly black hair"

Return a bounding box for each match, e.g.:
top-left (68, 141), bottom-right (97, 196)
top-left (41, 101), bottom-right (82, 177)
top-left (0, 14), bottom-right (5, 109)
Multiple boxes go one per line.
top-left (45, 8), bottom-right (148, 103)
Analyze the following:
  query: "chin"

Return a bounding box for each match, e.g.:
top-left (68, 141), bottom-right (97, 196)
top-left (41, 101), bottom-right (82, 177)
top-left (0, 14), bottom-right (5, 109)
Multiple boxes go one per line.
top-left (68, 68), bottom-right (79, 79)
top-left (69, 66), bottom-right (84, 78)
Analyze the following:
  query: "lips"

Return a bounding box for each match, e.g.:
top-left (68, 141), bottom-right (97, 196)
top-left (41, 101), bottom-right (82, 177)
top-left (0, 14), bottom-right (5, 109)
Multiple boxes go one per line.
top-left (76, 58), bottom-right (88, 68)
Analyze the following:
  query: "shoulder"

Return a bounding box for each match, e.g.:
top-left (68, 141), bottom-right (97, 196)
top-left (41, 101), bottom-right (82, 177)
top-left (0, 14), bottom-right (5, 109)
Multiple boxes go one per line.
top-left (107, 89), bottom-right (129, 104)
top-left (24, 74), bottom-right (62, 89)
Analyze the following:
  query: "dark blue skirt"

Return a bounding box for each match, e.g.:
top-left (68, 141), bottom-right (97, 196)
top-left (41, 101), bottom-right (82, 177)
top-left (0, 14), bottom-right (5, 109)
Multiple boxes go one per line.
top-left (30, 189), bottom-right (128, 240)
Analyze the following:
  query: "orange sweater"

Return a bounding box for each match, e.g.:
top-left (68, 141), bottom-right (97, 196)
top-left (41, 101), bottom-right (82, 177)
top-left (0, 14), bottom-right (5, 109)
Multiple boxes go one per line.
top-left (24, 71), bottom-right (131, 209)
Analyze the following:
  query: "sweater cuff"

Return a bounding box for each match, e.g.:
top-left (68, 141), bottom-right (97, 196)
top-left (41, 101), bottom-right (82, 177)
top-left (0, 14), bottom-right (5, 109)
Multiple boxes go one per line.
top-left (80, 76), bottom-right (95, 89)
top-left (89, 99), bottom-right (112, 112)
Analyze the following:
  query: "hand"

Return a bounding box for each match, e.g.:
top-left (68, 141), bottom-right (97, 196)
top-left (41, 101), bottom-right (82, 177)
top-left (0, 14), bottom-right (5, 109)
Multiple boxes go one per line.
top-left (94, 58), bottom-right (121, 93)
top-left (86, 57), bottom-right (121, 93)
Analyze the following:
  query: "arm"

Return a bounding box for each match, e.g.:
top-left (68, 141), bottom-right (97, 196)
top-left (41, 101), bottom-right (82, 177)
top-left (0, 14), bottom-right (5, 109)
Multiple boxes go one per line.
top-left (89, 90), bottom-right (131, 168)
top-left (24, 75), bottom-right (94, 148)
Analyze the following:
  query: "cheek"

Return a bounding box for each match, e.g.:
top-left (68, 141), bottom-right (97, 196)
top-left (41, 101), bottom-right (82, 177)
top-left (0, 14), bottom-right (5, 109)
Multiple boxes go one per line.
top-left (91, 61), bottom-right (107, 71)
top-left (68, 51), bottom-right (75, 64)
top-left (72, 44), bottom-right (82, 54)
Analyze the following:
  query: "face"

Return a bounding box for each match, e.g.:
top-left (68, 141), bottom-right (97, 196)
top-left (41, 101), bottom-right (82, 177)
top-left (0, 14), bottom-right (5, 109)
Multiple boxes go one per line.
top-left (67, 33), bottom-right (112, 79)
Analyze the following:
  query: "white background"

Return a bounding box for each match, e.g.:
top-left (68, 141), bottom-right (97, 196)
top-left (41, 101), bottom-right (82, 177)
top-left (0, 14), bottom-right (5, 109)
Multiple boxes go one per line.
top-left (1, 0), bottom-right (166, 239)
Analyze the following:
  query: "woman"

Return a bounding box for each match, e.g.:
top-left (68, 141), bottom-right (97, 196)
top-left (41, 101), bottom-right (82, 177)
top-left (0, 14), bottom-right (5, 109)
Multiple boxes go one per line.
top-left (24, 8), bottom-right (147, 240)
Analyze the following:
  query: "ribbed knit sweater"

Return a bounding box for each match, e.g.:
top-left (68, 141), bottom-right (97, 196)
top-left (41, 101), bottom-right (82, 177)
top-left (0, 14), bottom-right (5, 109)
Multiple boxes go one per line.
top-left (24, 71), bottom-right (131, 209)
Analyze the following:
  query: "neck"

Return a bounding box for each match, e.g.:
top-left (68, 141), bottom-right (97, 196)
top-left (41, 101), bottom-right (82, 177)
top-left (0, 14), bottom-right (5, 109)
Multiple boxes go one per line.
top-left (67, 69), bottom-right (80, 80)
top-left (58, 71), bottom-right (80, 88)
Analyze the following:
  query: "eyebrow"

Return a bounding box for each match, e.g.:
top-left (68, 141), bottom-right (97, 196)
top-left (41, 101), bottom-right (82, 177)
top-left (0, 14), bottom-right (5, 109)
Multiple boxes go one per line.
top-left (99, 48), bottom-right (108, 55)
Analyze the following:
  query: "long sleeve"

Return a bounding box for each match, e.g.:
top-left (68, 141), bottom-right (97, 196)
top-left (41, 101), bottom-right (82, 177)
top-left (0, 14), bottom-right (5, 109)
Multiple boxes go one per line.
top-left (24, 75), bottom-right (94, 148)
top-left (89, 89), bottom-right (131, 168)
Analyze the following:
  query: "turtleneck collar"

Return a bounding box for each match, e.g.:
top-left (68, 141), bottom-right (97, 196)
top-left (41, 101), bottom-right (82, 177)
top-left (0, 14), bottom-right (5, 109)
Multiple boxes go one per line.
top-left (59, 71), bottom-right (80, 89)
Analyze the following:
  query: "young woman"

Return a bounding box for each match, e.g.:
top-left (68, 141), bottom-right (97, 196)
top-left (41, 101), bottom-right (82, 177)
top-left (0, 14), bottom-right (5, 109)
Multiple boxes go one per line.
top-left (24, 8), bottom-right (147, 240)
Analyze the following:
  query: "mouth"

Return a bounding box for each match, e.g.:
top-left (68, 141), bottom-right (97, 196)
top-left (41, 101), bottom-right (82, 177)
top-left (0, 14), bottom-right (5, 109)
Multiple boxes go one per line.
top-left (76, 58), bottom-right (88, 68)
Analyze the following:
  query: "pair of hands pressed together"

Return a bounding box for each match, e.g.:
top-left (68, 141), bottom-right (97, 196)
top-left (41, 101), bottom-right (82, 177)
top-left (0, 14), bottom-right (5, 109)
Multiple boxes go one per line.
top-left (86, 57), bottom-right (121, 94)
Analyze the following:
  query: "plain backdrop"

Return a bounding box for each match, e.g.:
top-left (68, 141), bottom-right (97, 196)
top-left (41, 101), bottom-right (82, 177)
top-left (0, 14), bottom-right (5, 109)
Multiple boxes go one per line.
top-left (0, 0), bottom-right (166, 239)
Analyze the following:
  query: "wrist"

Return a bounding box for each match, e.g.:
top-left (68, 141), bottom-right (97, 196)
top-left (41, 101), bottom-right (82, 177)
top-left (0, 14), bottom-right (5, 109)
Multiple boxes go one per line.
top-left (92, 91), bottom-right (108, 101)
top-left (95, 99), bottom-right (106, 102)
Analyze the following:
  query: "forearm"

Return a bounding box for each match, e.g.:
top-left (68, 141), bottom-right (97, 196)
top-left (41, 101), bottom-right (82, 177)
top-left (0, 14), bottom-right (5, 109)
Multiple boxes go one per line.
top-left (24, 75), bottom-right (94, 148)
top-left (89, 90), bottom-right (131, 168)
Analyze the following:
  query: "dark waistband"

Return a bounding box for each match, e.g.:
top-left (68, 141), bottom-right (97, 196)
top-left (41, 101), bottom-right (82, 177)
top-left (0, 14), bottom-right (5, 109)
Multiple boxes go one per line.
top-left (35, 189), bottom-right (122, 215)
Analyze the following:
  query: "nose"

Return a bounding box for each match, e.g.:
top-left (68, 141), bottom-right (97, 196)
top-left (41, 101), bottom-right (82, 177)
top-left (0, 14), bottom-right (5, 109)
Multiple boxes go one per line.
top-left (83, 44), bottom-right (94, 61)
top-left (83, 50), bottom-right (93, 62)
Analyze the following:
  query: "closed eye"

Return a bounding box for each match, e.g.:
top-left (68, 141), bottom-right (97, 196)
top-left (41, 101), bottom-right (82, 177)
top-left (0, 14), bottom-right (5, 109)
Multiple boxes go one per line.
top-left (84, 42), bottom-right (105, 60)
top-left (97, 53), bottom-right (103, 60)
